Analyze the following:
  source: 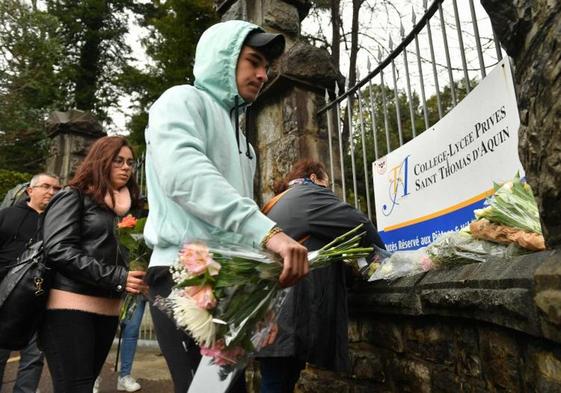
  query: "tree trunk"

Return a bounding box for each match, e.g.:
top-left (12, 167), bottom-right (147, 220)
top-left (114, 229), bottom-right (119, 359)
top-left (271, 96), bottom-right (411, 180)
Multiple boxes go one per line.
top-left (74, 5), bottom-right (107, 113)
top-left (347, 0), bottom-right (362, 88)
top-left (330, 0), bottom-right (340, 72)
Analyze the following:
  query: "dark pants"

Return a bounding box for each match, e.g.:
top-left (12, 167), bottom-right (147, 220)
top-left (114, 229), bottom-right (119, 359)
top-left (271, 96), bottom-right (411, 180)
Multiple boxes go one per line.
top-left (38, 309), bottom-right (118, 393)
top-left (0, 334), bottom-right (44, 393)
top-left (259, 357), bottom-right (305, 393)
top-left (146, 267), bottom-right (247, 393)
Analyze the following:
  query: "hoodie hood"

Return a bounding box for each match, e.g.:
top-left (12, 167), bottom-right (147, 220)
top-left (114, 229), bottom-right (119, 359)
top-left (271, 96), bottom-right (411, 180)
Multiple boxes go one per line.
top-left (194, 20), bottom-right (262, 110)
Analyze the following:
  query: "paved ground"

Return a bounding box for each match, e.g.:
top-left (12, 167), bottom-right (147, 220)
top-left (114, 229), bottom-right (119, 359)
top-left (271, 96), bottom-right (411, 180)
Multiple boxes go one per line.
top-left (1, 345), bottom-right (174, 393)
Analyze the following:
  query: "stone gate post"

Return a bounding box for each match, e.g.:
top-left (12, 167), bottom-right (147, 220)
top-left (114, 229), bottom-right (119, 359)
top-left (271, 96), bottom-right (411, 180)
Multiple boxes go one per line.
top-left (45, 110), bottom-right (105, 185)
top-left (216, 0), bottom-right (342, 204)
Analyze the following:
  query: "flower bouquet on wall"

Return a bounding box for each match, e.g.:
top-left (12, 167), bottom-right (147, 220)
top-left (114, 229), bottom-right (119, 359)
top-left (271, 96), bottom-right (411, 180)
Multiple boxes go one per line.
top-left (368, 230), bottom-right (531, 281)
top-left (470, 173), bottom-right (545, 250)
top-left (369, 174), bottom-right (540, 282)
top-left (117, 214), bottom-right (151, 322)
top-left (153, 225), bottom-right (372, 374)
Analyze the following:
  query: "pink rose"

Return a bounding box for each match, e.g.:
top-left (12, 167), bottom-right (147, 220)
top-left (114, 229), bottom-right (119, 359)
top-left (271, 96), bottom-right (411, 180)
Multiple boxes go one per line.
top-left (180, 243), bottom-right (221, 277)
top-left (200, 340), bottom-right (245, 366)
top-left (185, 285), bottom-right (217, 310)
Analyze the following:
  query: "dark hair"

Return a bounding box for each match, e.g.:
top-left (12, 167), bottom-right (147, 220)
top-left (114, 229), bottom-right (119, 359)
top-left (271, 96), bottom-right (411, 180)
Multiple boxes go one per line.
top-left (273, 159), bottom-right (328, 194)
top-left (69, 136), bottom-right (140, 209)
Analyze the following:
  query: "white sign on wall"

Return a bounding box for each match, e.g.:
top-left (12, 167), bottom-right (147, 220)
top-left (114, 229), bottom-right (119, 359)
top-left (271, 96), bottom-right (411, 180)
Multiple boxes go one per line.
top-left (373, 58), bottom-right (524, 251)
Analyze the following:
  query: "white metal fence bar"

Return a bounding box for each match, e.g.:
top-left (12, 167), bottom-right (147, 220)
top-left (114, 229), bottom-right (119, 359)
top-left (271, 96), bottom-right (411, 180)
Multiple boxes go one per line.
top-left (317, 0), bottom-right (504, 217)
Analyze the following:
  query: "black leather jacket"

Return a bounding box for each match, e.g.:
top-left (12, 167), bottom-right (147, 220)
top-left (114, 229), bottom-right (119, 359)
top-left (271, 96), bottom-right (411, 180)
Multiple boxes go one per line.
top-left (42, 188), bottom-right (128, 298)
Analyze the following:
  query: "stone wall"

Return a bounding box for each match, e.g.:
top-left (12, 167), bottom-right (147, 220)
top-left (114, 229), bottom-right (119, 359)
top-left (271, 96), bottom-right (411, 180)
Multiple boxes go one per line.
top-left (291, 251), bottom-right (561, 392)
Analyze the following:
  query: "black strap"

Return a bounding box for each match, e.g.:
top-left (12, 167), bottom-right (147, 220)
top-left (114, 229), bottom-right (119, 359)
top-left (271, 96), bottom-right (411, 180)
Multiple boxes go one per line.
top-left (0, 259), bottom-right (32, 271)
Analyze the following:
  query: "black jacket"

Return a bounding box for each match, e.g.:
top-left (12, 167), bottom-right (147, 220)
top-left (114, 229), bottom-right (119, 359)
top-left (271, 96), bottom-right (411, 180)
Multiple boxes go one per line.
top-left (257, 182), bottom-right (385, 371)
top-left (0, 199), bottom-right (41, 280)
top-left (42, 188), bottom-right (128, 298)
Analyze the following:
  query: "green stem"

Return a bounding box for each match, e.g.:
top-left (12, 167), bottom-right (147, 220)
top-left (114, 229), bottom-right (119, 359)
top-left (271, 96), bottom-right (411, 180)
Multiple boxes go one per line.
top-left (318, 224), bottom-right (364, 252)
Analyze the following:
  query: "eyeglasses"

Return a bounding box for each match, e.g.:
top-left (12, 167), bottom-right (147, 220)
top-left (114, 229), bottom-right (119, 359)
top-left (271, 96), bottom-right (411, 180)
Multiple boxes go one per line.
top-left (112, 157), bottom-right (137, 170)
top-left (33, 184), bottom-right (62, 192)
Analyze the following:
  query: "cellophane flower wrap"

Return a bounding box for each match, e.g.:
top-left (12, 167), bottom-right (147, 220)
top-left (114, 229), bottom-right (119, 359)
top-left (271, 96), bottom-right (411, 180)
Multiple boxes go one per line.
top-left (473, 173), bottom-right (542, 234)
top-left (153, 225), bottom-right (372, 370)
top-left (368, 174), bottom-right (543, 282)
top-left (368, 231), bottom-right (531, 281)
top-left (470, 173), bottom-right (545, 250)
top-left (117, 214), bottom-right (151, 322)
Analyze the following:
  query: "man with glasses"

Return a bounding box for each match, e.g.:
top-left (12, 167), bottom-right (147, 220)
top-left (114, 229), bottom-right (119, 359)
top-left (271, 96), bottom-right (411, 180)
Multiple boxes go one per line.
top-left (0, 172), bottom-right (61, 393)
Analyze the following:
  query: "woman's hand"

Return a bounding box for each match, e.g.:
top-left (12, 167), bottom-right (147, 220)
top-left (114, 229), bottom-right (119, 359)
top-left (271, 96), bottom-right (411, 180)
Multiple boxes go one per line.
top-left (125, 270), bottom-right (148, 294)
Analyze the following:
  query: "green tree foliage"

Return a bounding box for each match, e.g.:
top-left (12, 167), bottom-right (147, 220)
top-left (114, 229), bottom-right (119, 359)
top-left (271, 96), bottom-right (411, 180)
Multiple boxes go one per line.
top-left (0, 0), bottom-right (136, 171)
top-left (120, 0), bottom-right (218, 153)
top-left (0, 169), bottom-right (31, 203)
top-left (0, 0), bottom-right (217, 172)
top-left (45, 0), bottom-right (134, 122)
top-left (0, 0), bottom-right (63, 172)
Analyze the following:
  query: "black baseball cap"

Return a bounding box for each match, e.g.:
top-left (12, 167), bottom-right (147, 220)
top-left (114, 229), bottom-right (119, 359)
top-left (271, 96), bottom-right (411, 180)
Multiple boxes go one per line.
top-left (244, 30), bottom-right (286, 61)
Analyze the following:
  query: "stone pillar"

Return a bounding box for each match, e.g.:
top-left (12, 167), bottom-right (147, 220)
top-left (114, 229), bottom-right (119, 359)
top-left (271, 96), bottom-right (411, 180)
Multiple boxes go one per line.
top-left (45, 110), bottom-right (105, 185)
top-left (216, 0), bottom-right (342, 204)
top-left (216, 0), bottom-right (309, 45)
top-left (480, 0), bottom-right (561, 248)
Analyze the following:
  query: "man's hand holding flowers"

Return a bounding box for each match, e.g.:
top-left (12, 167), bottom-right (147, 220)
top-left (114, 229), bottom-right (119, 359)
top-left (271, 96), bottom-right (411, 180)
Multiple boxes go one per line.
top-left (263, 228), bottom-right (309, 288)
top-left (154, 224), bottom-right (373, 368)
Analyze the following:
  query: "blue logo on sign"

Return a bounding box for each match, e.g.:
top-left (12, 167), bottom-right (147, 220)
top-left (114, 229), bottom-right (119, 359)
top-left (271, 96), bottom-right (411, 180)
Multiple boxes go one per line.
top-left (382, 155), bottom-right (411, 216)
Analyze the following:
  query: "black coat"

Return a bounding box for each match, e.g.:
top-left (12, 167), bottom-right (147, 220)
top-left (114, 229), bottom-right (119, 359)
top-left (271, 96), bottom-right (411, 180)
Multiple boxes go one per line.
top-left (257, 182), bottom-right (384, 372)
top-left (0, 199), bottom-right (40, 281)
top-left (42, 188), bottom-right (128, 299)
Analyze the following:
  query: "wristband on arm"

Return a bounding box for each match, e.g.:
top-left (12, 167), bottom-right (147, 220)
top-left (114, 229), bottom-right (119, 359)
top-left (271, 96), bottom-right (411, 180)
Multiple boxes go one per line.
top-left (260, 226), bottom-right (283, 249)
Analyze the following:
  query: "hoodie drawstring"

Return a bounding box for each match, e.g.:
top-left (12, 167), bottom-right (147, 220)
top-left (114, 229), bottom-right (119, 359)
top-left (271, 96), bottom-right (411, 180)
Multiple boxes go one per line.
top-left (232, 96), bottom-right (242, 154)
top-left (230, 96), bottom-right (253, 160)
top-left (245, 124), bottom-right (252, 160)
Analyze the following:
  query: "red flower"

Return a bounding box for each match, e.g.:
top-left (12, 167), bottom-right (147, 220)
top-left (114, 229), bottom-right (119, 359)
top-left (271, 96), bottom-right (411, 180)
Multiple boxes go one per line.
top-left (118, 214), bottom-right (138, 229)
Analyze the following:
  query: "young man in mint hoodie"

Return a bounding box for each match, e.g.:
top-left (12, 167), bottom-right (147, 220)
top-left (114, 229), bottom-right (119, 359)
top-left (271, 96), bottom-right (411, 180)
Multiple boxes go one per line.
top-left (144, 20), bottom-right (309, 393)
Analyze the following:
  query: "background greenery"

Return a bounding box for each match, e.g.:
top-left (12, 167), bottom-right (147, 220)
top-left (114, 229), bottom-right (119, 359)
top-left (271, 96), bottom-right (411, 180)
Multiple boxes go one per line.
top-left (0, 0), bottom-right (217, 172)
top-left (0, 169), bottom-right (31, 203)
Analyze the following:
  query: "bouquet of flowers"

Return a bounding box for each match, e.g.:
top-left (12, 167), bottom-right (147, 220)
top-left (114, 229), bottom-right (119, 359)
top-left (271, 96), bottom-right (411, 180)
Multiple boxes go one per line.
top-left (117, 214), bottom-right (151, 322)
top-left (471, 173), bottom-right (545, 250)
top-left (369, 230), bottom-right (531, 281)
top-left (153, 225), bottom-right (372, 368)
top-left (473, 173), bottom-right (541, 234)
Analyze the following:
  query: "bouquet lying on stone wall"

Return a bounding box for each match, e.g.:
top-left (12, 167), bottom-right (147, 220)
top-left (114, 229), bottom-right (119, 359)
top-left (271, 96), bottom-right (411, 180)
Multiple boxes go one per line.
top-left (470, 173), bottom-right (545, 251)
top-left (369, 174), bottom-right (541, 281)
top-left (153, 225), bottom-right (372, 368)
top-left (368, 231), bottom-right (529, 281)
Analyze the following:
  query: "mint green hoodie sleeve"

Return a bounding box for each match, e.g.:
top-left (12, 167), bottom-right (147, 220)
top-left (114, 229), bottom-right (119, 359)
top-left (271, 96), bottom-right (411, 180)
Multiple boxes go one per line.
top-left (145, 85), bottom-right (276, 248)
